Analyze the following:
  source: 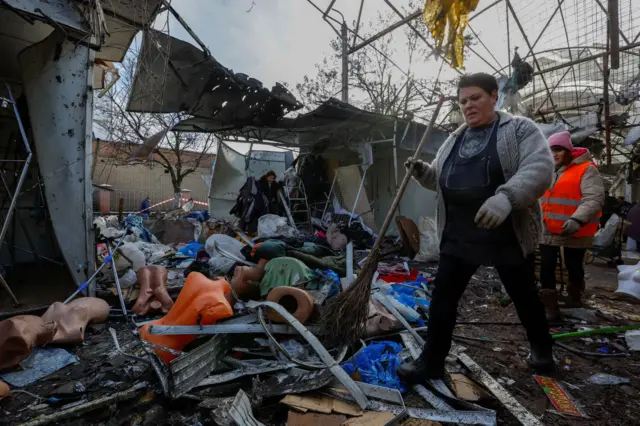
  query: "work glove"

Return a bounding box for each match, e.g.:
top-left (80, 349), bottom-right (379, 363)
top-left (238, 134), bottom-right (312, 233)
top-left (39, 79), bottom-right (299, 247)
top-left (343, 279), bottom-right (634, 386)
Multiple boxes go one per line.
top-left (562, 218), bottom-right (582, 236)
top-left (404, 157), bottom-right (428, 179)
top-left (474, 193), bottom-right (512, 230)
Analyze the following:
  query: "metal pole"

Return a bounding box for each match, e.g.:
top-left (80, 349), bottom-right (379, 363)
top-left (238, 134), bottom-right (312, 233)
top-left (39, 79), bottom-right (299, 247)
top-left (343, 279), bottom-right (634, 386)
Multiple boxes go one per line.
top-left (609, 0), bottom-right (620, 69)
top-left (322, 171), bottom-right (339, 220)
top-left (107, 242), bottom-right (128, 317)
top-left (350, 10), bottom-right (421, 54)
top-left (392, 120), bottom-right (400, 213)
top-left (160, 0), bottom-right (211, 57)
top-left (604, 17), bottom-right (612, 166)
top-left (341, 22), bottom-right (349, 103)
top-left (352, 0), bottom-right (365, 50)
top-left (348, 167), bottom-right (368, 227)
top-left (323, 0), bottom-right (337, 18)
top-left (506, 0), bottom-right (558, 115)
top-left (0, 82), bottom-right (35, 305)
top-left (64, 228), bottom-right (130, 304)
top-left (533, 41), bottom-right (640, 75)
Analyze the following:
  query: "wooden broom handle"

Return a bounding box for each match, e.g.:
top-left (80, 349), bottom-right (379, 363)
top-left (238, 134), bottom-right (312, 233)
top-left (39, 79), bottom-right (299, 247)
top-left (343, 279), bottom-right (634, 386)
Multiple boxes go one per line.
top-left (370, 98), bottom-right (445, 254)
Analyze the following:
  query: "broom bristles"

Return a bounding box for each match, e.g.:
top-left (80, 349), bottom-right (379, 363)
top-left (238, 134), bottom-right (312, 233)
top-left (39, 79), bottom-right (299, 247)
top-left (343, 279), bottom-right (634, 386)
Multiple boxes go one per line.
top-left (319, 250), bottom-right (381, 345)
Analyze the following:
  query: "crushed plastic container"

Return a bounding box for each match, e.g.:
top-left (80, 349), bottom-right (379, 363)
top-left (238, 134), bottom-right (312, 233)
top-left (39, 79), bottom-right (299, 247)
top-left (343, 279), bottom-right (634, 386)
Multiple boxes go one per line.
top-left (139, 272), bottom-right (234, 363)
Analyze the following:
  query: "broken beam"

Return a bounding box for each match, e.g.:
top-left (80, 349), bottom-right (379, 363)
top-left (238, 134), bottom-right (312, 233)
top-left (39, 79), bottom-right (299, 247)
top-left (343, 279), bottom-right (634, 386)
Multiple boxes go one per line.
top-left (457, 352), bottom-right (542, 426)
top-left (349, 10), bottom-right (421, 54)
top-left (148, 324), bottom-right (320, 335)
top-left (20, 383), bottom-right (147, 426)
top-left (534, 41), bottom-right (640, 75)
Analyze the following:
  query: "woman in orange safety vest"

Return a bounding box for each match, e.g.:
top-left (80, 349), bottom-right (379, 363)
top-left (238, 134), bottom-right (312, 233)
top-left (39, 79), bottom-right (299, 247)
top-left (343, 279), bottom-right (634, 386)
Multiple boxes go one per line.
top-left (539, 131), bottom-right (604, 321)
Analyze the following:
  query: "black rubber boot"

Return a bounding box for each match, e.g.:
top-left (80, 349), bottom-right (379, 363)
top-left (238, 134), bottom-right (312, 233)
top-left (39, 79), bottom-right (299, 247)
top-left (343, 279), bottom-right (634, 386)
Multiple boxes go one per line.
top-left (396, 354), bottom-right (445, 383)
top-left (529, 345), bottom-right (556, 374)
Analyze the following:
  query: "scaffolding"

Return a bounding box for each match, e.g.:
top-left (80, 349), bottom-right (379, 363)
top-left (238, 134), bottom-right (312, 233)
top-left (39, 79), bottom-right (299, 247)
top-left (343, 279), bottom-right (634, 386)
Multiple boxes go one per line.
top-left (306, 0), bottom-right (640, 170)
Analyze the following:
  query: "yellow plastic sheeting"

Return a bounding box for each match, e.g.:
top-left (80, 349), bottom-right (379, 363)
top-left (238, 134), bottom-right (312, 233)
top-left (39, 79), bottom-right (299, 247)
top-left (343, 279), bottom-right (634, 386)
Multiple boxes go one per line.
top-left (423, 0), bottom-right (480, 69)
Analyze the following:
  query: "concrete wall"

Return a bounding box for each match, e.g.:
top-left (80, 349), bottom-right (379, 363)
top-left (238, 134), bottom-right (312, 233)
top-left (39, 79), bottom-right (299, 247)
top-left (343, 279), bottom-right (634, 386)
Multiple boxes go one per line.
top-left (92, 159), bottom-right (211, 212)
top-left (92, 140), bottom-right (215, 212)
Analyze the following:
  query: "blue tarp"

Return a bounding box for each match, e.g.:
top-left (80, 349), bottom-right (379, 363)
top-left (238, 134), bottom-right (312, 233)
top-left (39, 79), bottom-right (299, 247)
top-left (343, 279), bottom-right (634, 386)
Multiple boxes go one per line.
top-left (0, 347), bottom-right (78, 387)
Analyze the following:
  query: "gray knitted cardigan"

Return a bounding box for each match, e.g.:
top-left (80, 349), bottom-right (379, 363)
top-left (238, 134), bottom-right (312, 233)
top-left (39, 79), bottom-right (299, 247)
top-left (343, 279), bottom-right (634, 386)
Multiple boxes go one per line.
top-left (413, 111), bottom-right (553, 257)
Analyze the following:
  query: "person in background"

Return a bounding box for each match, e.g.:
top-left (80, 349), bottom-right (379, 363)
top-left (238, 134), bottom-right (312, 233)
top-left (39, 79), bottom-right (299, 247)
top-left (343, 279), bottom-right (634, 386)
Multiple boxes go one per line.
top-left (539, 131), bottom-right (604, 320)
top-left (397, 72), bottom-right (555, 381)
top-left (140, 196), bottom-right (151, 220)
top-left (258, 170), bottom-right (281, 215)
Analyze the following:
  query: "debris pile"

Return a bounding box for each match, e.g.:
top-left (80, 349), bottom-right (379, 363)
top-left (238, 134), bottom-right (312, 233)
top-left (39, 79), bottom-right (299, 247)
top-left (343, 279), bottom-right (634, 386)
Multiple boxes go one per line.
top-left (1, 209), bottom-right (640, 425)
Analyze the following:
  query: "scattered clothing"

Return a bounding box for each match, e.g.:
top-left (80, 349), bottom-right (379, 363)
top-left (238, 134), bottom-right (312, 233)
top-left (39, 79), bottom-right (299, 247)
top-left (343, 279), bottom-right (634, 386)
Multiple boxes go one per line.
top-left (260, 257), bottom-right (315, 296)
top-left (230, 177), bottom-right (269, 234)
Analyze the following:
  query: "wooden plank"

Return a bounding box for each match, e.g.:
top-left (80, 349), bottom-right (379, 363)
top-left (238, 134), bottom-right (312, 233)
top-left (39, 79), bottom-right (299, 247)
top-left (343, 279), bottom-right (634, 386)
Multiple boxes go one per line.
top-left (343, 411), bottom-right (396, 426)
top-left (456, 352), bottom-right (542, 426)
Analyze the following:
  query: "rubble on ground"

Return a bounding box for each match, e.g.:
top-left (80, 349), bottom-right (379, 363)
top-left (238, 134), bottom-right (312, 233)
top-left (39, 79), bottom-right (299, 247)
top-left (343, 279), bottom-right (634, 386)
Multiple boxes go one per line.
top-left (1, 212), bottom-right (640, 426)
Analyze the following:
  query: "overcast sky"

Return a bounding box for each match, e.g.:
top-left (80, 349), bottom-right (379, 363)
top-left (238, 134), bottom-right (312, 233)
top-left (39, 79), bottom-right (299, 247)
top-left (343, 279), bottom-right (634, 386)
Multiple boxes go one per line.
top-left (119, 0), bottom-right (634, 153)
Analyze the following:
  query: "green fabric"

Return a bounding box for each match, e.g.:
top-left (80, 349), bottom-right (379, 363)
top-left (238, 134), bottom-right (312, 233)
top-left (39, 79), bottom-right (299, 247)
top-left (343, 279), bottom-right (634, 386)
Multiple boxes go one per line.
top-left (287, 251), bottom-right (347, 277)
top-left (254, 240), bottom-right (287, 260)
top-left (259, 257), bottom-right (315, 296)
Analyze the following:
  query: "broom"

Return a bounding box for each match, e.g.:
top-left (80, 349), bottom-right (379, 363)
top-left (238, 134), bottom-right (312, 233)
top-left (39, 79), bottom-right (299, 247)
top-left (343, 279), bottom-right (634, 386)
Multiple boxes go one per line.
top-left (320, 97), bottom-right (445, 345)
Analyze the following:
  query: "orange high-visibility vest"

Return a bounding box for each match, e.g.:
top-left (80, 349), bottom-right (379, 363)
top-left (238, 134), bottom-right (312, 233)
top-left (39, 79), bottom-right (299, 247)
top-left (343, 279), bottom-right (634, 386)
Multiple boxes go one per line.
top-left (541, 162), bottom-right (602, 237)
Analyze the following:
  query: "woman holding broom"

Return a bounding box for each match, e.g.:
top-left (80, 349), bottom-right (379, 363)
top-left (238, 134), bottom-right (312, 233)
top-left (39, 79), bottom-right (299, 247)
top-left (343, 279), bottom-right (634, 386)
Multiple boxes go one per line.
top-left (398, 73), bottom-right (556, 381)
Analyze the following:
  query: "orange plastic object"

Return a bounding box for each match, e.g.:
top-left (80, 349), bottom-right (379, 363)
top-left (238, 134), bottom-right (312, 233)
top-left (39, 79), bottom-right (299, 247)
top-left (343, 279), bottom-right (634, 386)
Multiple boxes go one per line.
top-left (139, 272), bottom-right (234, 364)
top-left (266, 286), bottom-right (314, 324)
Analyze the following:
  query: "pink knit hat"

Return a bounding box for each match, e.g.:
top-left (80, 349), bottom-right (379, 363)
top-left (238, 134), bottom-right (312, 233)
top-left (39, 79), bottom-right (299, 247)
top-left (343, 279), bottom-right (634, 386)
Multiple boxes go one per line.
top-left (548, 131), bottom-right (573, 151)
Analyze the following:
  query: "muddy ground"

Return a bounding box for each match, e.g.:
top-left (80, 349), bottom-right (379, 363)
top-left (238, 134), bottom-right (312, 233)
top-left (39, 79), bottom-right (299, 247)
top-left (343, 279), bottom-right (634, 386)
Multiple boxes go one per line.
top-left (448, 260), bottom-right (640, 425)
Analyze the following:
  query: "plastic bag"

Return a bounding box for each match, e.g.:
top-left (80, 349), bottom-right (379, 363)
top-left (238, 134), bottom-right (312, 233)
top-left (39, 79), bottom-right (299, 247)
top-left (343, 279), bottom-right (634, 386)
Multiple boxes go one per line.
top-left (414, 216), bottom-right (439, 262)
top-left (342, 341), bottom-right (406, 392)
top-left (587, 373), bottom-right (630, 385)
top-left (205, 234), bottom-right (246, 275)
top-left (258, 214), bottom-right (297, 239)
top-left (119, 269), bottom-right (138, 289)
top-left (593, 214), bottom-right (620, 247)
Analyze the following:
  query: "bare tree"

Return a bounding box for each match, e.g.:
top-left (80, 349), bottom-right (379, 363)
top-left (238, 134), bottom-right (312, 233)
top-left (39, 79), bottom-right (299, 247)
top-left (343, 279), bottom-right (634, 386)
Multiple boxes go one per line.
top-left (295, 2), bottom-right (443, 119)
top-left (94, 53), bottom-right (217, 206)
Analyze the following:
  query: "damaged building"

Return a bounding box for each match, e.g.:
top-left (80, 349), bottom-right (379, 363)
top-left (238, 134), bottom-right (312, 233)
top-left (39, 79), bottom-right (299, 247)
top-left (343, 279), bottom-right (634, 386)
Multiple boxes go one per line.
top-left (2, 0), bottom-right (640, 425)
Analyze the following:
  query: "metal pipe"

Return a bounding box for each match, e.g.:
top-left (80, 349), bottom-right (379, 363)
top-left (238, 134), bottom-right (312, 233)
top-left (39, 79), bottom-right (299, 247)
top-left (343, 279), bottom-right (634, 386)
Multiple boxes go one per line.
top-left (533, 41), bottom-right (640, 75)
top-left (349, 10), bottom-right (421, 54)
top-left (341, 22), bottom-right (349, 103)
top-left (604, 17), bottom-right (612, 166)
top-left (107, 242), bottom-right (128, 317)
top-left (64, 229), bottom-right (130, 304)
top-left (393, 120), bottom-right (399, 197)
top-left (506, 0), bottom-right (558, 115)
top-left (322, 171), bottom-right (339, 220)
top-left (160, 0), bottom-right (211, 57)
top-left (608, 0), bottom-right (620, 68)
top-left (0, 82), bottom-right (34, 305)
top-left (522, 0), bottom-right (566, 61)
top-left (348, 167), bottom-right (368, 226)
top-left (323, 0), bottom-right (337, 18)
top-left (352, 0), bottom-right (364, 50)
